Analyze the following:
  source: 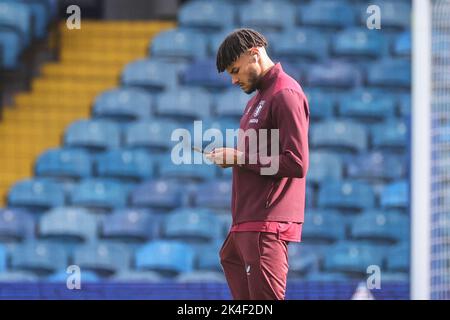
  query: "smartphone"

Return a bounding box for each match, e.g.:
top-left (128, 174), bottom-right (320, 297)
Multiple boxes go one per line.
top-left (192, 146), bottom-right (209, 154)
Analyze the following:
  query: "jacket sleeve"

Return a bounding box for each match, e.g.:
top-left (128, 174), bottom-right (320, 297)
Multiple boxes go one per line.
top-left (240, 88), bottom-right (309, 178)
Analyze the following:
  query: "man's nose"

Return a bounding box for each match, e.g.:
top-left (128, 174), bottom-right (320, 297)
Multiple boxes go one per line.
top-left (232, 76), bottom-right (239, 86)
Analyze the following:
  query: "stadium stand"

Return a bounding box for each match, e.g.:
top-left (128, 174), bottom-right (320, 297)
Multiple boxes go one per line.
top-left (0, 0), bottom-right (411, 291)
top-left (0, 19), bottom-right (175, 206)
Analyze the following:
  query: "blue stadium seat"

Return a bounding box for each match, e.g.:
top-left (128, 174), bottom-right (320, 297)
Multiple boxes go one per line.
top-left (163, 208), bottom-right (222, 243)
top-left (8, 178), bottom-right (65, 210)
top-left (351, 210), bottom-right (409, 243)
top-left (135, 240), bottom-right (195, 276)
top-left (398, 94), bottom-right (411, 117)
top-left (311, 119), bottom-right (367, 152)
top-left (101, 208), bottom-right (159, 242)
top-left (159, 158), bottom-right (216, 182)
top-left (93, 88), bottom-right (153, 122)
top-left (209, 0), bottom-right (248, 3)
top-left (332, 28), bottom-right (384, 59)
top-left (149, 28), bottom-right (208, 61)
top-left (338, 89), bottom-right (396, 121)
top-left (96, 149), bottom-right (154, 181)
top-left (178, 1), bottom-right (235, 32)
top-left (288, 243), bottom-right (321, 276)
top-left (306, 183), bottom-right (314, 209)
top-left (305, 89), bottom-right (335, 120)
top-left (0, 244), bottom-right (5, 272)
top-left (47, 0), bottom-right (57, 18)
top-left (0, 2), bottom-right (31, 48)
top-left (318, 180), bottom-right (375, 210)
top-left (195, 242), bottom-right (223, 272)
top-left (70, 179), bottom-right (128, 210)
top-left (279, 61), bottom-right (301, 82)
top-left (112, 270), bottom-right (163, 282)
top-left (156, 88), bottom-right (211, 121)
top-left (0, 271), bottom-right (38, 282)
top-left (393, 32), bottom-right (411, 56)
top-left (305, 272), bottom-right (352, 282)
top-left (10, 242), bottom-right (68, 275)
top-left (299, 1), bottom-right (355, 28)
top-left (176, 271), bottom-right (226, 283)
top-left (35, 148), bottom-right (92, 179)
top-left (216, 213), bottom-right (232, 237)
top-left (386, 243), bottom-right (409, 272)
top-left (360, 1), bottom-right (410, 29)
top-left (38, 207), bottom-right (97, 242)
top-left (367, 59), bottom-right (411, 88)
top-left (381, 272), bottom-right (409, 282)
top-left (47, 270), bottom-right (100, 283)
top-left (323, 242), bottom-right (384, 274)
top-left (371, 120), bottom-right (408, 150)
top-left (121, 59), bottom-right (180, 92)
top-left (73, 242), bottom-right (131, 276)
top-left (380, 181), bottom-right (409, 210)
top-left (215, 88), bottom-right (252, 119)
top-left (14, 0), bottom-right (49, 39)
top-left (43, 178), bottom-right (77, 197)
top-left (125, 119), bottom-right (181, 151)
top-left (220, 166), bottom-right (233, 179)
top-left (64, 120), bottom-right (121, 151)
top-left (209, 29), bottom-right (235, 56)
top-left (181, 59), bottom-right (231, 89)
top-left (181, 118), bottom-right (239, 150)
top-left (130, 180), bottom-right (183, 210)
top-left (272, 28), bottom-right (328, 62)
top-left (195, 179), bottom-right (231, 209)
top-left (239, 1), bottom-right (295, 32)
top-left (0, 31), bottom-right (22, 69)
top-left (302, 210), bottom-right (346, 243)
top-left (306, 61), bottom-right (361, 88)
top-left (0, 208), bottom-right (34, 242)
top-left (347, 152), bottom-right (406, 181)
top-left (308, 151), bottom-right (343, 184)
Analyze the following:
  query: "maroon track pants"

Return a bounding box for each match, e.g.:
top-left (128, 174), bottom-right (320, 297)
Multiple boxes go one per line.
top-left (219, 231), bottom-right (289, 300)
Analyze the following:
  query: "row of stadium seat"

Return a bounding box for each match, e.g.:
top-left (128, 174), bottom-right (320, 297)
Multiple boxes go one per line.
top-left (0, 207), bottom-right (409, 245)
top-left (0, 238), bottom-right (409, 281)
top-left (33, 148), bottom-right (408, 183)
top-left (149, 28), bottom-right (412, 61)
top-left (176, 0), bottom-right (410, 32)
top-left (60, 118), bottom-right (408, 153)
top-left (7, 178), bottom-right (409, 212)
top-left (93, 86), bottom-right (411, 122)
top-left (121, 57), bottom-right (411, 91)
top-left (0, 0), bottom-right (57, 69)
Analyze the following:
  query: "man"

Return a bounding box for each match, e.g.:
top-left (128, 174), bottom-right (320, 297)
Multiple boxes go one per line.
top-left (207, 28), bottom-right (310, 300)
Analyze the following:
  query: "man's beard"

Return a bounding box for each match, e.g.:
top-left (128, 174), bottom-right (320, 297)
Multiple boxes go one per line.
top-left (243, 69), bottom-right (259, 94)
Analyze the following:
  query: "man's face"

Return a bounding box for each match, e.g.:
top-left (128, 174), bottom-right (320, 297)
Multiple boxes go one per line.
top-left (226, 49), bottom-right (261, 94)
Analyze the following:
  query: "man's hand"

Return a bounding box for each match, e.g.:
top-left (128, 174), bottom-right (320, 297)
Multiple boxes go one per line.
top-left (206, 147), bottom-right (244, 168)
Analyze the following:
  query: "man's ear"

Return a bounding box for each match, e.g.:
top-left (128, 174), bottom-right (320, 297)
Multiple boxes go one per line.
top-left (249, 48), bottom-right (260, 62)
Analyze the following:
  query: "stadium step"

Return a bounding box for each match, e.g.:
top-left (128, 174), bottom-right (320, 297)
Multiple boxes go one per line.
top-left (0, 20), bottom-right (175, 206)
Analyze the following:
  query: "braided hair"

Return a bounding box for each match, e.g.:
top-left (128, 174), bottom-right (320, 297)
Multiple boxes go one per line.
top-left (216, 28), bottom-right (268, 73)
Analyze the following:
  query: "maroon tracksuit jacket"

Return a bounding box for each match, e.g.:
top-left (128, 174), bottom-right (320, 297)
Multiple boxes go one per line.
top-left (232, 63), bottom-right (310, 225)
